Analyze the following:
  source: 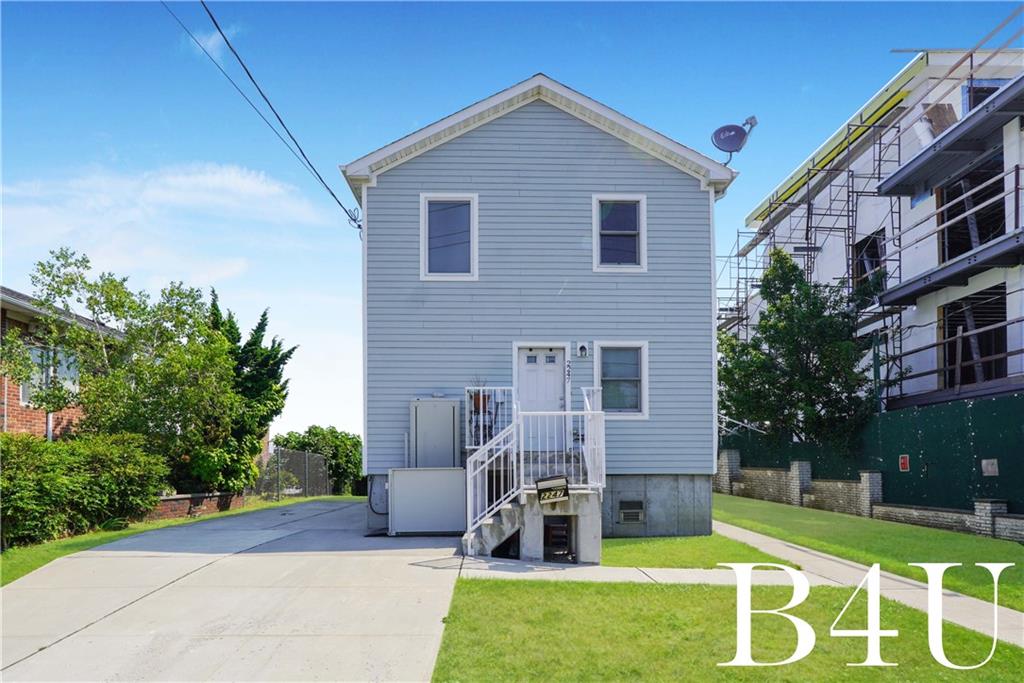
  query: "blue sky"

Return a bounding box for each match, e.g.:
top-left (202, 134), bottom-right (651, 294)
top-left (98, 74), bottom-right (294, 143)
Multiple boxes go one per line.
top-left (2, 1), bottom-right (1018, 435)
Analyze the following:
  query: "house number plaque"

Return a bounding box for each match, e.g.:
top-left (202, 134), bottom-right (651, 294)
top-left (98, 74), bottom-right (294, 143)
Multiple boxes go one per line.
top-left (536, 475), bottom-right (569, 504)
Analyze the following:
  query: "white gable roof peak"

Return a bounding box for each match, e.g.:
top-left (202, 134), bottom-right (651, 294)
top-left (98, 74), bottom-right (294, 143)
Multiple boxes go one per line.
top-left (341, 74), bottom-right (736, 202)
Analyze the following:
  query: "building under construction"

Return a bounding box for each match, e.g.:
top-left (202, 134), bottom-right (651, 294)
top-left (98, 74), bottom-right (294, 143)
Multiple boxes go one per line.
top-left (719, 17), bottom-right (1024, 411)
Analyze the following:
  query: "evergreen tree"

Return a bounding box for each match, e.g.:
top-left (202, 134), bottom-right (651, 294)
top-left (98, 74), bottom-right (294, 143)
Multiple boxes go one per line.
top-left (209, 290), bottom-right (296, 464)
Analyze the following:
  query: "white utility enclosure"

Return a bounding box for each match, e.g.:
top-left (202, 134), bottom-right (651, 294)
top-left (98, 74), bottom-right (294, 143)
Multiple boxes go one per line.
top-left (409, 398), bottom-right (460, 468)
top-left (387, 467), bottom-right (466, 535)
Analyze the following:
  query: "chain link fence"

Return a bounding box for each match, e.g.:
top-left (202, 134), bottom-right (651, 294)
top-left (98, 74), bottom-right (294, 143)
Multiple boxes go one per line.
top-left (250, 447), bottom-right (333, 500)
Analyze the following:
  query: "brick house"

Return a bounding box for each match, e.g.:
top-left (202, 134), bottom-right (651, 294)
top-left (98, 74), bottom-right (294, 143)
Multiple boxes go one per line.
top-left (0, 286), bottom-right (93, 439)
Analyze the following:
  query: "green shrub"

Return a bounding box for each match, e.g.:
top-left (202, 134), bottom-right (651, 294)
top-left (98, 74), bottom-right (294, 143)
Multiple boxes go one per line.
top-left (0, 433), bottom-right (168, 548)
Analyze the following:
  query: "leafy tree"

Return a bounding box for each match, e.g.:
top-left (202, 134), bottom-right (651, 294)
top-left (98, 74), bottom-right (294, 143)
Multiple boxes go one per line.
top-left (19, 248), bottom-right (251, 492)
top-left (0, 327), bottom-right (35, 389)
top-left (274, 425), bottom-right (362, 494)
top-left (719, 248), bottom-right (883, 448)
top-left (208, 290), bottom-right (295, 474)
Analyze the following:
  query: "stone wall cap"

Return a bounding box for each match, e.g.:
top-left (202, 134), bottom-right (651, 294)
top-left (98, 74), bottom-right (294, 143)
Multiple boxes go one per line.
top-left (973, 498), bottom-right (1008, 504)
top-left (874, 502), bottom-right (972, 515)
top-left (158, 492), bottom-right (239, 502)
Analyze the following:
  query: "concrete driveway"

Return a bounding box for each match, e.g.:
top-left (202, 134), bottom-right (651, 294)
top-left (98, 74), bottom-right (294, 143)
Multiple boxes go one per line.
top-left (1, 500), bottom-right (462, 681)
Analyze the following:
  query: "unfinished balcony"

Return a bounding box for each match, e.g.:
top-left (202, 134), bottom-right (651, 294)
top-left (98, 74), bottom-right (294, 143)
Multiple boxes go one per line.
top-left (885, 284), bottom-right (1024, 409)
top-left (880, 163), bottom-right (1024, 307)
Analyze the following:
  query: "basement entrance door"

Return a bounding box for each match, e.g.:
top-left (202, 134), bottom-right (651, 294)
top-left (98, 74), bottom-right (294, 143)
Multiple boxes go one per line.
top-left (518, 347), bottom-right (566, 452)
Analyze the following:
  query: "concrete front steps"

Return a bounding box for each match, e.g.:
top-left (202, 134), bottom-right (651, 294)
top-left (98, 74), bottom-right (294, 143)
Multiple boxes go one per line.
top-left (462, 502), bottom-right (523, 557)
top-left (462, 489), bottom-right (602, 563)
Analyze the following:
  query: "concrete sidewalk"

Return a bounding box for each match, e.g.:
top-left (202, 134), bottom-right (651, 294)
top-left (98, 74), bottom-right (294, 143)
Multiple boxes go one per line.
top-left (459, 557), bottom-right (834, 586)
top-left (457, 524), bottom-right (1023, 647)
top-left (1, 500), bottom-right (462, 681)
top-left (713, 520), bottom-right (1024, 647)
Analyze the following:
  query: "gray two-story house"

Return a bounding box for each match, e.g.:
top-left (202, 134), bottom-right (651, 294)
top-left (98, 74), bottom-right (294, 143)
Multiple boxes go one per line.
top-left (342, 74), bottom-right (735, 563)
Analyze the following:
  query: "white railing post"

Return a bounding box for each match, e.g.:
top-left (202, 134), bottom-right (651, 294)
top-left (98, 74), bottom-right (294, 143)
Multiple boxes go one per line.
top-left (466, 390), bottom-right (605, 534)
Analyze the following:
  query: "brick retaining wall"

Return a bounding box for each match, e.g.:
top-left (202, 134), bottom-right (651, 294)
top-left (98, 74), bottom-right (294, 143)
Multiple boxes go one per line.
top-left (716, 449), bottom-right (1016, 541)
top-left (994, 514), bottom-right (1024, 542)
top-left (144, 492), bottom-right (245, 521)
top-left (871, 503), bottom-right (973, 533)
top-left (731, 467), bottom-right (790, 504)
top-left (804, 479), bottom-right (862, 517)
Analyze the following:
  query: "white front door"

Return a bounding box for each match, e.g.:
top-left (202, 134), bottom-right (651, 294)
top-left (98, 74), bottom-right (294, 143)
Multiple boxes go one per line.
top-left (518, 347), bottom-right (566, 451)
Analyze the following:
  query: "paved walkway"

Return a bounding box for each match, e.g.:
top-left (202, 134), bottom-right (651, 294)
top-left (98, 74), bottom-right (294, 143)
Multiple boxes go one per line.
top-left (713, 520), bottom-right (1024, 647)
top-left (1, 501), bottom-right (462, 681)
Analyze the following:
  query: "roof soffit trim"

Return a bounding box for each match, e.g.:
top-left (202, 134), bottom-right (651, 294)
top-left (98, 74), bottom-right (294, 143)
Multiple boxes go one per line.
top-left (342, 75), bottom-right (735, 202)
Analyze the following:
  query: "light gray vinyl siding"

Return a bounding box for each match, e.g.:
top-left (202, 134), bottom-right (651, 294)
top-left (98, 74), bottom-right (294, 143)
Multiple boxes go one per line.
top-left (364, 100), bottom-right (715, 475)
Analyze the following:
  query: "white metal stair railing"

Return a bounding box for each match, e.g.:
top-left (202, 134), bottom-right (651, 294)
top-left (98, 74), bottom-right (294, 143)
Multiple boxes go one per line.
top-left (465, 388), bottom-right (606, 540)
top-left (517, 411), bottom-right (604, 488)
top-left (464, 386), bottom-right (515, 450)
top-left (465, 421), bottom-right (519, 534)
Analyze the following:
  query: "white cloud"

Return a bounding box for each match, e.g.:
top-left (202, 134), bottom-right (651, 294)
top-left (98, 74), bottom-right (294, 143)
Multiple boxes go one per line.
top-left (2, 163), bottom-right (329, 287)
top-left (187, 25), bottom-right (242, 62)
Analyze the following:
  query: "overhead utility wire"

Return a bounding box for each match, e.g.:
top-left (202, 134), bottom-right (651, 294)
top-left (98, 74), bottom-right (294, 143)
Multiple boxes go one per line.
top-left (159, 2), bottom-right (315, 179)
top-left (198, 1), bottom-right (361, 230)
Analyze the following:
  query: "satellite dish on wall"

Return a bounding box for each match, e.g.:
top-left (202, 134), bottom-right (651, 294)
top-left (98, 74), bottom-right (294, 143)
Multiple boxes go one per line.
top-left (712, 116), bottom-right (758, 165)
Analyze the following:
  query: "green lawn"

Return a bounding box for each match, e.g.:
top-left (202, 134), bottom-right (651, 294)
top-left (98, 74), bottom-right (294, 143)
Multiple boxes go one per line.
top-left (0, 495), bottom-right (365, 586)
top-left (603, 533), bottom-right (795, 569)
top-left (433, 579), bottom-right (1023, 682)
top-left (713, 493), bottom-right (1024, 612)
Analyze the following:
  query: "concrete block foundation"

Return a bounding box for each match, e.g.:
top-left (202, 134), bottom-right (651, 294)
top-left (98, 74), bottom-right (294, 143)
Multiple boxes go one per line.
top-left (521, 490), bottom-right (602, 564)
top-left (601, 474), bottom-right (712, 537)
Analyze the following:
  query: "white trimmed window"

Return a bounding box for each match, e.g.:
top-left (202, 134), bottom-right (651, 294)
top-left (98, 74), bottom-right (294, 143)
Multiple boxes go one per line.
top-left (593, 194), bottom-right (646, 272)
top-left (593, 341), bottom-right (649, 419)
top-left (420, 193), bottom-right (478, 281)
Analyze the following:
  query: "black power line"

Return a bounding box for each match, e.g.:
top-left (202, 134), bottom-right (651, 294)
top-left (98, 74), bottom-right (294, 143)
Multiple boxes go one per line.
top-left (198, 1), bottom-right (360, 229)
top-left (159, 2), bottom-right (314, 177)
top-left (160, 1), bottom-right (360, 231)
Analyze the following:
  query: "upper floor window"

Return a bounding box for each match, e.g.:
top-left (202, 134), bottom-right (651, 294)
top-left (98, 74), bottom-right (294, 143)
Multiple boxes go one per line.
top-left (420, 193), bottom-right (478, 281)
top-left (594, 341), bottom-right (649, 419)
top-left (593, 194), bottom-right (647, 272)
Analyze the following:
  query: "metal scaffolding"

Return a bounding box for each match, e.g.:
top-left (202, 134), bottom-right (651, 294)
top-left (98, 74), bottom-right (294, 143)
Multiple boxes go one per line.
top-left (718, 11), bottom-right (1024, 410)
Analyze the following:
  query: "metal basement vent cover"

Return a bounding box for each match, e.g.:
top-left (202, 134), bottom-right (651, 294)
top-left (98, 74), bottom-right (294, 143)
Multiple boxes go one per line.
top-left (618, 500), bottom-right (645, 524)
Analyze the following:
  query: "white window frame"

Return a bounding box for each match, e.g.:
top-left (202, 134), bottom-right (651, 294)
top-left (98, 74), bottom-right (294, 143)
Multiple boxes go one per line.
top-left (19, 345), bottom-right (48, 406)
top-left (592, 194), bottom-right (647, 273)
top-left (19, 346), bottom-right (79, 406)
top-left (593, 341), bottom-right (649, 420)
top-left (420, 192), bottom-right (479, 281)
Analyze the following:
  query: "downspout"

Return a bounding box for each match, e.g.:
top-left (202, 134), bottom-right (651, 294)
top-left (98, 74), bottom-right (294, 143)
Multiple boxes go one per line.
top-left (2, 376), bottom-right (8, 432)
